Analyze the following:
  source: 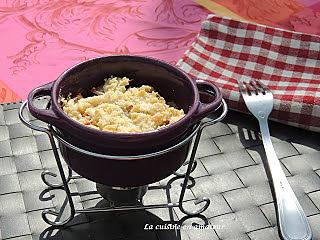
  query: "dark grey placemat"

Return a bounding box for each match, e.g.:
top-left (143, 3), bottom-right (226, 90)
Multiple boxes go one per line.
top-left (0, 100), bottom-right (320, 240)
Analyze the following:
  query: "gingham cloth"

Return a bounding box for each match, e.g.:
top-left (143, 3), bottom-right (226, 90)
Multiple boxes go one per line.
top-left (177, 15), bottom-right (320, 132)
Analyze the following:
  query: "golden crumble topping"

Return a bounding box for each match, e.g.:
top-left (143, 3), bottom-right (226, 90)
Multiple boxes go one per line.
top-left (61, 76), bottom-right (185, 133)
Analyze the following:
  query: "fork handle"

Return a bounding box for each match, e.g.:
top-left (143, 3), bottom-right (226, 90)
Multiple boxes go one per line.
top-left (258, 118), bottom-right (312, 240)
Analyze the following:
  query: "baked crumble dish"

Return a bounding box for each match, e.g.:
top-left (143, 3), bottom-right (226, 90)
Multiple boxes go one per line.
top-left (61, 76), bottom-right (185, 133)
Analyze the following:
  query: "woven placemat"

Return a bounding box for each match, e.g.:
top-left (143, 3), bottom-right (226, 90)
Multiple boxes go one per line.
top-left (0, 99), bottom-right (320, 240)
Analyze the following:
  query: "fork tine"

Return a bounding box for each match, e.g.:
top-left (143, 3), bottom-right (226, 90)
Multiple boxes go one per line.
top-left (250, 80), bottom-right (264, 94)
top-left (251, 80), bottom-right (270, 94)
top-left (244, 81), bottom-right (255, 95)
top-left (249, 81), bottom-right (260, 95)
top-left (238, 81), bottom-right (256, 96)
top-left (238, 81), bottom-right (247, 95)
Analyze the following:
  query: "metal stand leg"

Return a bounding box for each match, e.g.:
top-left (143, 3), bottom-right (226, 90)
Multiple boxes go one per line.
top-left (41, 132), bottom-right (76, 226)
top-left (41, 166), bottom-right (73, 189)
top-left (174, 161), bottom-right (197, 177)
top-left (41, 166), bottom-right (82, 189)
top-left (178, 127), bottom-right (210, 216)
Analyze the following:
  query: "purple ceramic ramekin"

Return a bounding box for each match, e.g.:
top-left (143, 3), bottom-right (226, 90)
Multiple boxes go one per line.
top-left (28, 55), bottom-right (222, 154)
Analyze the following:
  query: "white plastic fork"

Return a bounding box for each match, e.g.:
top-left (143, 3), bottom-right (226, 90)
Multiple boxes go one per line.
top-left (239, 80), bottom-right (312, 240)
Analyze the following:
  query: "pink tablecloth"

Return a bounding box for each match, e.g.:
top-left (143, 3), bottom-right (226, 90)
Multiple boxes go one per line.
top-left (0, 0), bottom-right (209, 103)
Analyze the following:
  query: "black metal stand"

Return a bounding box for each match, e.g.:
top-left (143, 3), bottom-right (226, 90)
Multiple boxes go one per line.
top-left (19, 99), bottom-right (227, 227)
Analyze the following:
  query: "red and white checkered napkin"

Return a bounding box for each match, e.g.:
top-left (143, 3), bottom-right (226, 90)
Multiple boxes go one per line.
top-left (177, 14), bottom-right (320, 132)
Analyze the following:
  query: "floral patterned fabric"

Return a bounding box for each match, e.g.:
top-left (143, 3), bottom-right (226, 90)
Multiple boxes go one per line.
top-left (1, 0), bottom-right (320, 103)
top-left (0, 0), bottom-right (209, 102)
